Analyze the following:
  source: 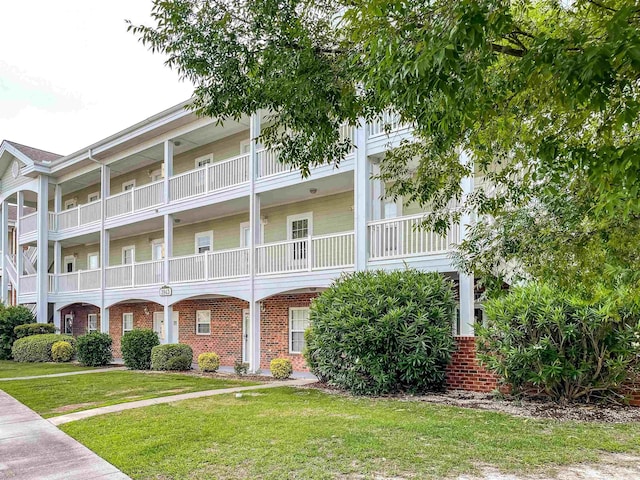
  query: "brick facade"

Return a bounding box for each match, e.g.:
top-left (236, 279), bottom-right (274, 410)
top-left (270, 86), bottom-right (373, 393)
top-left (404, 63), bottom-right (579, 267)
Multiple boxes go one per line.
top-left (446, 336), bottom-right (499, 392)
top-left (108, 302), bottom-right (160, 357)
top-left (60, 304), bottom-right (101, 337)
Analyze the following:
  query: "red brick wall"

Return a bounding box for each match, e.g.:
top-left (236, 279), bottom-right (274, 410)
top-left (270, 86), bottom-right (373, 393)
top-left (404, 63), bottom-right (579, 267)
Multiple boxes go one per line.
top-left (109, 302), bottom-right (160, 357)
top-left (446, 336), bottom-right (499, 392)
top-left (173, 298), bottom-right (248, 365)
top-left (60, 304), bottom-right (101, 337)
top-left (260, 293), bottom-right (318, 371)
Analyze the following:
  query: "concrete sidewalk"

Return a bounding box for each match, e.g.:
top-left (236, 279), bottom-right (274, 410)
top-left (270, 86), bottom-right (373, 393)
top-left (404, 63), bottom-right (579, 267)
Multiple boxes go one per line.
top-left (0, 390), bottom-right (130, 480)
top-left (0, 366), bottom-right (127, 382)
top-left (50, 378), bottom-right (316, 426)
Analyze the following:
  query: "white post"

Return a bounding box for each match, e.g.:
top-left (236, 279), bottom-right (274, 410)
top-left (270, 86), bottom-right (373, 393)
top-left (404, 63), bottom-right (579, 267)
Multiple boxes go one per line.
top-left (36, 176), bottom-right (49, 323)
top-left (100, 307), bottom-right (110, 335)
top-left (164, 302), bottom-right (173, 345)
top-left (371, 162), bottom-right (384, 221)
top-left (0, 202), bottom-right (7, 304)
top-left (100, 165), bottom-right (110, 314)
top-left (54, 305), bottom-right (62, 333)
top-left (163, 214), bottom-right (173, 284)
top-left (354, 118), bottom-right (370, 270)
top-left (164, 140), bottom-right (174, 203)
top-left (54, 241), bottom-right (61, 294)
top-left (248, 112), bottom-right (262, 373)
top-left (458, 150), bottom-right (475, 336)
top-left (16, 192), bottom-right (24, 297)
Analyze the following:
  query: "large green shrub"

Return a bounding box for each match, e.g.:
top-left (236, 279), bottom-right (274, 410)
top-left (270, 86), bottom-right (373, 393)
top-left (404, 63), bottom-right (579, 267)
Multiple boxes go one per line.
top-left (198, 352), bottom-right (220, 372)
top-left (14, 323), bottom-right (56, 339)
top-left (305, 270), bottom-right (457, 395)
top-left (76, 333), bottom-right (113, 366)
top-left (151, 344), bottom-right (193, 371)
top-left (121, 329), bottom-right (160, 370)
top-left (12, 334), bottom-right (76, 362)
top-left (0, 305), bottom-right (35, 359)
top-left (51, 341), bottom-right (74, 362)
top-left (270, 358), bottom-right (293, 379)
top-left (476, 283), bottom-right (640, 404)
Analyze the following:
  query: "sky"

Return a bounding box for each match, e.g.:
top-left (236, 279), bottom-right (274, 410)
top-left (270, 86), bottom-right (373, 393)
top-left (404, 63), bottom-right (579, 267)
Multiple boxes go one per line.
top-left (0, 1), bottom-right (194, 156)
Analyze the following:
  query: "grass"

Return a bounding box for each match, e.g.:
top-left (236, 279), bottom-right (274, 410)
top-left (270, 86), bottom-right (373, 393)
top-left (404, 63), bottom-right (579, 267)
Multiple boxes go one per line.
top-left (0, 360), bottom-right (99, 378)
top-left (0, 370), bottom-right (258, 417)
top-left (60, 387), bottom-right (640, 480)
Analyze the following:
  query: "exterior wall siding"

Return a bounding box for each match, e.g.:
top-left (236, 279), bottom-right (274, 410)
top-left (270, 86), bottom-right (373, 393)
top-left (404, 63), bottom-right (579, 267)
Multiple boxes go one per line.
top-left (1, 159), bottom-right (31, 193)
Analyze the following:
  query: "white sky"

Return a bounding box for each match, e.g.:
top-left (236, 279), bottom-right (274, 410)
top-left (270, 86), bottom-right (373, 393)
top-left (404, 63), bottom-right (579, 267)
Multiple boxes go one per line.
top-left (0, 1), bottom-right (194, 156)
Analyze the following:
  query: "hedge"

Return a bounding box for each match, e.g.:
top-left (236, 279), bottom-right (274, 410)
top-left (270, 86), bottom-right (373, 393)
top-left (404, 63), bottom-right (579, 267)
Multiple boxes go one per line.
top-left (121, 329), bottom-right (160, 370)
top-left (270, 358), bottom-right (292, 379)
top-left (0, 305), bottom-right (35, 359)
top-left (151, 344), bottom-right (193, 371)
top-left (52, 341), bottom-right (74, 362)
top-left (12, 334), bottom-right (76, 363)
top-left (198, 352), bottom-right (220, 372)
top-left (76, 333), bottom-right (113, 366)
top-left (15, 323), bottom-right (56, 339)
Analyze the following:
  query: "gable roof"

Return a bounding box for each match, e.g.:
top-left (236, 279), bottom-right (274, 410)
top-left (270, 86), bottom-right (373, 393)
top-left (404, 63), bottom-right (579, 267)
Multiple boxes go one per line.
top-left (4, 141), bottom-right (62, 163)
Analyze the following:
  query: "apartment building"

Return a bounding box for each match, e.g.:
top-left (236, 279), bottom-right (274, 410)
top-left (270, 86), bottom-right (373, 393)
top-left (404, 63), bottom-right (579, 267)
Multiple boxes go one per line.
top-left (0, 103), bottom-right (490, 389)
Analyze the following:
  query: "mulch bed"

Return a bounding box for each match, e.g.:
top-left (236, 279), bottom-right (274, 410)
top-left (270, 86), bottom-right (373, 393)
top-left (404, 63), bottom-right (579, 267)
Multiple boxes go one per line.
top-left (302, 382), bottom-right (640, 423)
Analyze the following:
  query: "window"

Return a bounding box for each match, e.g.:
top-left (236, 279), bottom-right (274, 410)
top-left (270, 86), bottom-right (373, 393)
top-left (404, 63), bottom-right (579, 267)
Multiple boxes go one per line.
top-left (64, 255), bottom-right (75, 273)
top-left (122, 246), bottom-right (135, 265)
top-left (289, 308), bottom-right (310, 354)
top-left (195, 154), bottom-right (213, 168)
top-left (240, 139), bottom-right (251, 154)
top-left (87, 314), bottom-right (98, 333)
top-left (87, 252), bottom-right (99, 270)
top-left (64, 314), bottom-right (73, 335)
top-left (195, 231), bottom-right (213, 254)
top-left (153, 312), bottom-right (164, 341)
top-left (196, 310), bottom-right (211, 335)
top-left (240, 221), bottom-right (264, 247)
top-left (122, 313), bottom-right (134, 333)
top-left (64, 199), bottom-right (77, 210)
top-left (122, 180), bottom-right (136, 192)
top-left (151, 240), bottom-right (164, 261)
top-left (87, 192), bottom-right (100, 203)
top-left (150, 168), bottom-right (163, 182)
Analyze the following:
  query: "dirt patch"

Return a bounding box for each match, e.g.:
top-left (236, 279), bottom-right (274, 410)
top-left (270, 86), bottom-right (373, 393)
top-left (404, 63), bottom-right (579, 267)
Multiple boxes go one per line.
top-left (49, 402), bottom-right (99, 413)
top-left (303, 383), bottom-right (640, 423)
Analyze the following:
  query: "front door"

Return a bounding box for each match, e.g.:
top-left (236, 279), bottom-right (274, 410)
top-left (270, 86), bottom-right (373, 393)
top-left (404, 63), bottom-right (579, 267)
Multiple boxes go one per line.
top-left (64, 314), bottom-right (73, 335)
top-left (242, 309), bottom-right (250, 363)
top-left (152, 312), bottom-right (165, 342)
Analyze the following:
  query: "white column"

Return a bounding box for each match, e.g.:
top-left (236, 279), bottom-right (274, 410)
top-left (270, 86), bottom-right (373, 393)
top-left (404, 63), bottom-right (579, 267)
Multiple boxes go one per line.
top-left (100, 307), bottom-right (110, 335)
top-left (36, 176), bottom-right (49, 323)
top-left (163, 302), bottom-right (173, 345)
top-left (16, 192), bottom-right (24, 294)
top-left (458, 150), bottom-right (475, 336)
top-left (54, 306), bottom-right (62, 333)
top-left (354, 119), bottom-right (370, 270)
top-left (164, 140), bottom-right (174, 203)
top-left (54, 184), bottom-right (62, 214)
top-left (370, 161), bottom-right (384, 221)
top-left (53, 241), bottom-right (61, 294)
top-left (0, 201), bottom-right (8, 303)
top-left (100, 229), bottom-right (110, 305)
top-left (248, 112), bottom-right (261, 372)
top-left (163, 212), bottom-right (174, 344)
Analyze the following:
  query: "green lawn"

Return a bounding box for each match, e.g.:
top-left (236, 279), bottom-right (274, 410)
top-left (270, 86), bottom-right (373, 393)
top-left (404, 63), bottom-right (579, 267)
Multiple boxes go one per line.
top-left (0, 371), bottom-right (258, 417)
top-left (0, 360), bottom-right (99, 378)
top-left (61, 387), bottom-right (640, 480)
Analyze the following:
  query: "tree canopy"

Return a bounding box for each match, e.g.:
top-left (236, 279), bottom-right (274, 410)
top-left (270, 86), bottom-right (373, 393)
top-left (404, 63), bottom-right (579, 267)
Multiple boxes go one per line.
top-left (131, 0), bottom-right (640, 293)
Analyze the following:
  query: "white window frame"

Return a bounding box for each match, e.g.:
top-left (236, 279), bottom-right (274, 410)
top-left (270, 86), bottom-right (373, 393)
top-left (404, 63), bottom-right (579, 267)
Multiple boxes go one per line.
top-left (87, 191), bottom-right (100, 203)
top-left (63, 255), bottom-right (76, 273)
top-left (240, 139), bottom-right (251, 154)
top-left (64, 199), bottom-right (77, 210)
top-left (194, 231), bottom-right (213, 254)
top-left (150, 168), bottom-right (163, 182)
top-left (152, 312), bottom-right (165, 341)
top-left (87, 313), bottom-right (98, 333)
top-left (122, 245), bottom-right (135, 265)
top-left (286, 212), bottom-right (313, 240)
top-left (239, 221), bottom-right (264, 247)
top-left (122, 313), bottom-right (134, 334)
top-left (289, 307), bottom-right (311, 354)
top-left (87, 252), bottom-right (100, 271)
top-left (151, 239), bottom-right (164, 261)
top-left (122, 180), bottom-right (136, 192)
top-left (287, 213), bottom-right (312, 266)
top-left (195, 153), bottom-right (213, 169)
top-left (196, 310), bottom-right (211, 335)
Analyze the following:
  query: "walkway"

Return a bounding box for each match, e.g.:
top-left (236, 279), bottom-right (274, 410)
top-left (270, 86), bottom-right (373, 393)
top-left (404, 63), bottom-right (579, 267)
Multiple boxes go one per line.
top-left (0, 390), bottom-right (130, 480)
top-left (0, 366), bottom-right (127, 382)
top-left (50, 378), bottom-right (316, 426)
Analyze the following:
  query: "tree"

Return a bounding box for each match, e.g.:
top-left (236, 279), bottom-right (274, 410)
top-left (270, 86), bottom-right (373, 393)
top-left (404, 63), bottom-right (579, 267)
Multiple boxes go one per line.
top-left (0, 305), bottom-right (36, 360)
top-left (130, 0), bottom-right (640, 292)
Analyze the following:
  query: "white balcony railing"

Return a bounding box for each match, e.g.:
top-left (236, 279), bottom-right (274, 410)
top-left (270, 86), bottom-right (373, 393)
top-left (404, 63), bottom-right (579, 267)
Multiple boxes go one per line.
top-left (20, 213), bottom-right (38, 235)
top-left (20, 274), bottom-right (37, 294)
top-left (48, 274), bottom-right (55, 294)
top-left (55, 269), bottom-right (101, 293)
top-left (105, 260), bottom-right (163, 289)
top-left (257, 149), bottom-right (290, 178)
top-left (57, 201), bottom-right (102, 231)
top-left (256, 231), bottom-right (354, 275)
top-left (368, 214), bottom-right (459, 260)
top-left (169, 247), bottom-right (250, 283)
top-left (105, 181), bottom-right (163, 219)
top-left (368, 111), bottom-right (406, 137)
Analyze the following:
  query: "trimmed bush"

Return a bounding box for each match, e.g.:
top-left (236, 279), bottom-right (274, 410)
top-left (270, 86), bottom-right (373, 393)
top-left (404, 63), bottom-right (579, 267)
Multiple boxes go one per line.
top-left (234, 360), bottom-right (249, 376)
top-left (121, 329), bottom-right (160, 370)
top-left (12, 334), bottom-right (76, 362)
top-left (476, 282), bottom-right (640, 404)
top-left (15, 323), bottom-right (56, 339)
top-left (270, 358), bottom-right (292, 379)
top-left (198, 352), bottom-right (220, 372)
top-left (0, 305), bottom-right (35, 359)
top-left (51, 341), bottom-right (74, 362)
top-left (305, 270), bottom-right (457, 395)
top-left (151, 344), bottom-right (193, 371)
top-left (76, 333), bottom-right (113, 366)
